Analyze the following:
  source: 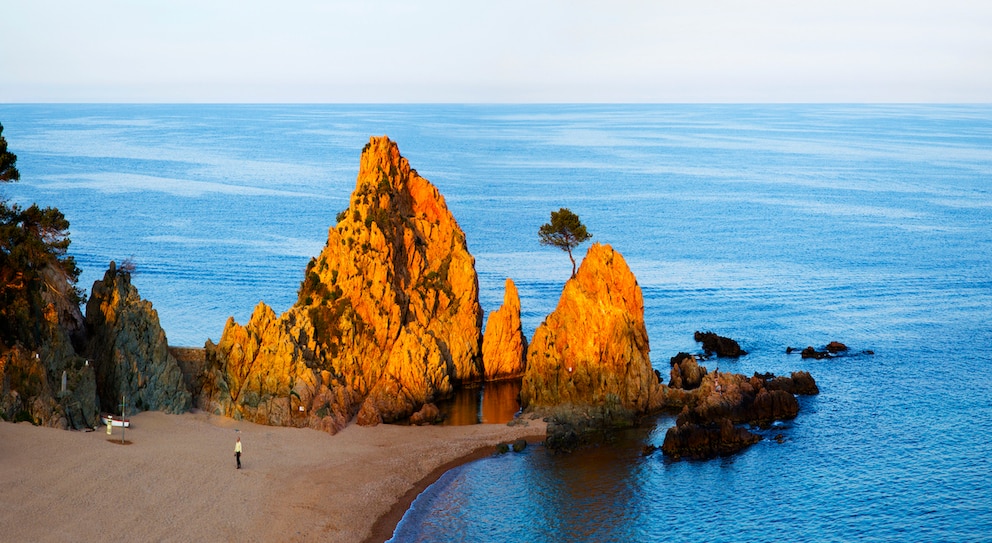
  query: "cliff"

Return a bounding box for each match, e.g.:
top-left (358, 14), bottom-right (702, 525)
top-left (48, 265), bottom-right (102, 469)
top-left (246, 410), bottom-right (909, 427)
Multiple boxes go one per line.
top-left (201, 136), bottom-right (483, 428)
top-left (1, 264), bottom-right (98, 429)
top-left (85, 262), bottom-right (191, 414)
top-left (520, 243), bottom-right (660, 413)
top-left (481, 278), bottom-right (527, 380)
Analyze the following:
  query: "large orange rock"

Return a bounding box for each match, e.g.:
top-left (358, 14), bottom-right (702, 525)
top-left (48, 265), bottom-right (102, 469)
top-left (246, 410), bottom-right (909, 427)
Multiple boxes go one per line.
top-left (200, 304), bottom-right (355, 433)
top-left (520, 243), bottom-right (660, 413)
top-left (481, 278), bottom-right (527, 380)
top-left (201, 136), bottom-right (483, 428)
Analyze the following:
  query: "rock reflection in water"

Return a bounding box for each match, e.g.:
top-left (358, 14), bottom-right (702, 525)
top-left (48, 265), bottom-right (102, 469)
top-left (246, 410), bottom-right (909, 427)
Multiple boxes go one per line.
top-left (439, 380), bottom-right (522, 425)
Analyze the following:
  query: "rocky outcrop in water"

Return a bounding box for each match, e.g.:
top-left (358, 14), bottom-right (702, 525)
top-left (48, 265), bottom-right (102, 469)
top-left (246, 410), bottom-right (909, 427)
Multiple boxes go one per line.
top-left (521, 243), bottom-right (660, 413)
top-left (482, 278), bottom-right (527, 380)
top-left (85, 262), bottom-right (191, 414)
top-left (660, 368), bottom-right (818, 459)
top-left (200, 136), bottom-right (484, 429)
top-left (669, 352), bottom-right (706, 390)
top-left (694, 331), bottom-right (746, 358)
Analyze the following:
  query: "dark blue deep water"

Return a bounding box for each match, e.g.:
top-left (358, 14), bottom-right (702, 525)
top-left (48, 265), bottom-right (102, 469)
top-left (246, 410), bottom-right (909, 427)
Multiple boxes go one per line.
top-left (1, 105), bottom-right (990, 541)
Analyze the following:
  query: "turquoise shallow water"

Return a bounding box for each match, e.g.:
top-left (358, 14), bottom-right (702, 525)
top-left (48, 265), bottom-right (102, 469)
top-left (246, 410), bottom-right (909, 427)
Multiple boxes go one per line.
top-left (1, 104), bottom-right (990, 541)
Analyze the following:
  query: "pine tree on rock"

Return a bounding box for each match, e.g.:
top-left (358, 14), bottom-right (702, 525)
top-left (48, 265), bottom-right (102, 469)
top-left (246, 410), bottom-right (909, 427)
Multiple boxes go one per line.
top-left (539, 207), bottom-right (592, 278)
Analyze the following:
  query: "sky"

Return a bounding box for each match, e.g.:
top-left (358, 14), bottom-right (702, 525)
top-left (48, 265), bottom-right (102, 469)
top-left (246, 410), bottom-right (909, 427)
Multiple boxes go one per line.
top-left (1, 0), bottom-right (990, 103)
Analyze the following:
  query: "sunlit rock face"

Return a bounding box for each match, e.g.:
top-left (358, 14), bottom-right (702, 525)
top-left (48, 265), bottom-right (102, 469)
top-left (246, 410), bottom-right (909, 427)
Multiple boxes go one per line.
top-left (201, 136), bottom-right (483, 428)
top-left (482, 278), bottom-right (527, 380)
top-left (521, 243), bottom-right (659, 413)
top-left (86, 262), bottom-right (191, 415)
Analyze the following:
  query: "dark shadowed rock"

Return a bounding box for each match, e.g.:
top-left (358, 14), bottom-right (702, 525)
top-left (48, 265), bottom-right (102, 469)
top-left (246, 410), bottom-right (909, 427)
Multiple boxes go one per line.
top-left (661, 416), bottom-right (761, 460)
top-left (658, 367), bottom-right (818, 460)
top-left (85, 262), bottom-right (191, 415)
top-left (826, 341), bottom-right (848, 353)
top-left (764, 371), bottom-right (819, 395)
top-left (800, 346), bottom-right (831, 359)
top-left (1, 263), bottom-right (99, 429)
top-left (669, 353), bottom-right (707, 390)
top-left (694, 331), bottom-right (747, 357)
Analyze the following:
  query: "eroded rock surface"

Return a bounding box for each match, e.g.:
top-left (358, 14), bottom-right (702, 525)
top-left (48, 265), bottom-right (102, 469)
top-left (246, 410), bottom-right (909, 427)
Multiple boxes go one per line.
top-left (482, 278), bottom-right (527, 380)
top-left (201, 136), bottom-right (483, 428)
top-left (660, 368), bottom-right (818, 459)
top-left (694, 331), bottom-right (746, 358)
top-left (521, 243), bottom-right (659, 413)
top-left (85, 262), bottom-right (191, 415)
top-left (2, 263), bottom-right (102, 429)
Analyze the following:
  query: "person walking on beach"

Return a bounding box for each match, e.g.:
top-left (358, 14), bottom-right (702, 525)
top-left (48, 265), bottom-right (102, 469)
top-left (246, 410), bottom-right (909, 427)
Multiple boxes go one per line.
top-left (235, 436), bottom-right (242, 469)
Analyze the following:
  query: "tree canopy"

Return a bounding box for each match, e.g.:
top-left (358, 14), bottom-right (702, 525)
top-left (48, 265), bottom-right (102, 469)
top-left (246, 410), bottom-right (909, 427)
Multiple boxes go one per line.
top-left (538, 207), bottom-right (592, 278)
top-left (0, 123), bottom-right (20, 183)
top-left (0, 122), bottom-right (82, 348)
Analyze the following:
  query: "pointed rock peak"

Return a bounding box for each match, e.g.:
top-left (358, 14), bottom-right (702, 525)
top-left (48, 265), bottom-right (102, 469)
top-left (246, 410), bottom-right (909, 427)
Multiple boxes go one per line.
top-left (566, 242), bottom-right (642, 317)
top-left (204, 136), bottom-right (483, 429)
top-left (482, 277), bottom-right (527, 381)
top-left (247, 302), bottom-right (278, 328)
top-left (502, 278), bottom-right (520, 310)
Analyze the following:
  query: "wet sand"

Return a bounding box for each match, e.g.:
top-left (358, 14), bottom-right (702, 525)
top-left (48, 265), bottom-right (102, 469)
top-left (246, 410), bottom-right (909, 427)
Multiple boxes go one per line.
top-left (0, 411), bottom-right (545, 542)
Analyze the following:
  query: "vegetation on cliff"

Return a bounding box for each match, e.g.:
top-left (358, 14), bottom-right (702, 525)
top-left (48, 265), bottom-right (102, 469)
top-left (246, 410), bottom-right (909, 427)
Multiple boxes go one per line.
top-left (0, 122), bottom-right (94, 428)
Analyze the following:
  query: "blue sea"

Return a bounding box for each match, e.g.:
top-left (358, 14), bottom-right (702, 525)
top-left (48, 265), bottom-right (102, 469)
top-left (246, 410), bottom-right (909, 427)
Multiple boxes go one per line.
top-left (1, 104), bottom-right (990, 542)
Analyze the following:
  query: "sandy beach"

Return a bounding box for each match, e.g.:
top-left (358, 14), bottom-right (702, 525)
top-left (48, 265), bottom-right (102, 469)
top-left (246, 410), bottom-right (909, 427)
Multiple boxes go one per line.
top-left (0, 411), bottom-right (545, 543)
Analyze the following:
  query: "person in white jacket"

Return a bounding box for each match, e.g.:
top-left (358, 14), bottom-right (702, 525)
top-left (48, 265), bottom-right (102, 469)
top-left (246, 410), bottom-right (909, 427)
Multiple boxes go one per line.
top-left (235, 436), bottom-right (242, 469)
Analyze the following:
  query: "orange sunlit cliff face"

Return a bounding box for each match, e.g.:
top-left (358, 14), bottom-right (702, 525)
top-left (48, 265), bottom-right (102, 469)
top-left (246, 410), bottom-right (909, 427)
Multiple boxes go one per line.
top-left (521, 242), bottom-right (660, 413)
top-left (200, 136), bottom-right (484, 430)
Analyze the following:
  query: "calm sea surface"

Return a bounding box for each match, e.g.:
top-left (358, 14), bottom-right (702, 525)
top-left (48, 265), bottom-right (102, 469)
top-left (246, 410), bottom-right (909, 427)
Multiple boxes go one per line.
top-left (1, 105), bottom-right (990, 541)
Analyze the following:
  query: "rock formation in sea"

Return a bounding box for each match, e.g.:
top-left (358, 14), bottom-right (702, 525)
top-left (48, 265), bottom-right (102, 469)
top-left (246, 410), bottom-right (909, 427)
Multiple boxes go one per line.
top-left (660, 368), bottom-right (819, 460)
top-left (481, 278), bottom-right (527, 380)
top-left (694, 331), bottom-right (747, 358)
top-left (669, 352), bottom-right (706, 390)
top-left (200, 136), bottom-right (484, 429)
top-left (85, 261), bottom-right (191, 414)
top-left (521, 243), bottom-right (660, 413)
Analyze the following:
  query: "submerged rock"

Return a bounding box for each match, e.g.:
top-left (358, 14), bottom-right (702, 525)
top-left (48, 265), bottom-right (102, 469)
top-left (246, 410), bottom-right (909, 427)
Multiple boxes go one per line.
top-left (521, 243), bottom-right (660, 414)
top-left (800, 346), bottom-right (831, 359)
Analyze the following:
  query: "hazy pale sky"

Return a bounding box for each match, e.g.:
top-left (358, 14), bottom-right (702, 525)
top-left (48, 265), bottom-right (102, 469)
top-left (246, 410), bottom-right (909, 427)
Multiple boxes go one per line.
top-left (2, 0), bottom-right (990, 102)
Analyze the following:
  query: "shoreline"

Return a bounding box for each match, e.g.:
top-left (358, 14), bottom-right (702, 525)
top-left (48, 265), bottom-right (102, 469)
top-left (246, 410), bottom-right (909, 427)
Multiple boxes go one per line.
top-left (0, 410), bottom-right (546, 543)
top-left (364, 433), bottom-right (546, 543)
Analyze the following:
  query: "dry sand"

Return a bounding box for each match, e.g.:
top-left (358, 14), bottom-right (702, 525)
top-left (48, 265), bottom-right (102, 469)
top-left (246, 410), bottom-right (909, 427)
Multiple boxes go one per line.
top-left (0, 411), bottom-right (545, 542)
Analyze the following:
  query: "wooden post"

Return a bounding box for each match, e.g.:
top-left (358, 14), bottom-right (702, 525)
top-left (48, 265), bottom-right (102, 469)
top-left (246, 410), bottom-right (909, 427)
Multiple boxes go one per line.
top-left (120, 395), bottom-right (126, 444)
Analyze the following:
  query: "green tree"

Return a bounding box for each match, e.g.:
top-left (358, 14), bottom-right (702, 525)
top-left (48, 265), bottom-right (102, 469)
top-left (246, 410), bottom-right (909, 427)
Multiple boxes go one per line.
top-left (539, 207), bottom-right (592, 278)
top-left (0, 123), bottom-right (82, 348)
top-left (0, 123), bottom-right (20, 182)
